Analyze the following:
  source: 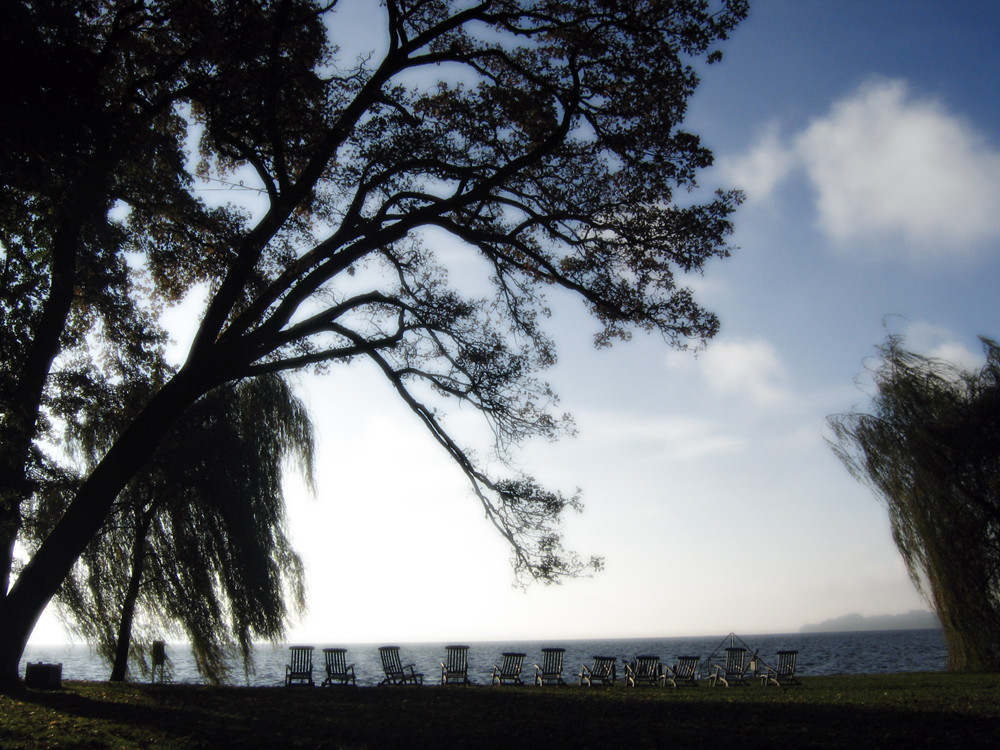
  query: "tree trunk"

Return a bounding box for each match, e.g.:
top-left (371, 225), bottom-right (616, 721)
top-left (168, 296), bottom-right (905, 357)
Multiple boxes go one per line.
top-left (109, 509), bottom-right (154, 682)
top-left (0, 224), bottom-right (80, 594)
top-left (0, 368), bottom-right (212, 689)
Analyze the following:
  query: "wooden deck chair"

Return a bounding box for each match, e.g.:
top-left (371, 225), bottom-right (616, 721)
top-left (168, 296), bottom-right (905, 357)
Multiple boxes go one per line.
top-left (533, 648), bottom-right (566, 686)
top-left (440, 645), bottom-right (471, 685)
top-left (579, 656), bottom-right (617, 687)
top-left (761, 650), bottom-right (800, 687)
top-left (321, 648), bottom-right (356, 687)
top-left (624, 655), bottom-right (665, 687)
top-left (664, 655), bottom-right (700, 687)
top-left (378, 646), bottom-right (424, 686)
top-left (709, 647), bottom-right (751, 687)
top-left (285, 646), bottom-right (314, 687)
top-left (491, 652), bottom-right (526, 685)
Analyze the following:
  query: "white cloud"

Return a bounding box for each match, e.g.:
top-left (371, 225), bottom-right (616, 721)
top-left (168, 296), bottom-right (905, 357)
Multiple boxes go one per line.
top-left (798, 78), bottom-right (1000, 258)
top-left (901, 321), bottom-right (985, 370)
top-left (703, 338), bottom-right (791, 405)
top-left (727, 78), bottom-right (1000, 262)
top-left (717, 121), bottom-right (795, 204)
top-left (576, 410), bottom-right (744, 462)
top-left (668, 337), bottom-right (791, 407)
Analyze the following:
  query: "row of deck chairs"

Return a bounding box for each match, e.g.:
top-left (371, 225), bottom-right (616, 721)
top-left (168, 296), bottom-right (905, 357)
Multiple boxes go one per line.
top-left (284, 646), bottom-right (425, 687)
top-left (285, 646), bottom-right (572, 687)
top-left (579, 654), bottom-right (703, 688)
top-left (284, 645), bottom-right (800, 688)
top-left (597, 649), bottom-right (799, 688)
top-left (708, 647), bottom-right (801, 688)
top-left (490, 649), bottom-right (799, 688)
top-left (285, 647), bottom-right (356, 687)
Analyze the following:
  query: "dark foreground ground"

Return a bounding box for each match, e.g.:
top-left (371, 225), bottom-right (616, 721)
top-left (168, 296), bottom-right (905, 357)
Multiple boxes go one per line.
top-left (2, 672), bottom-right (998, 749)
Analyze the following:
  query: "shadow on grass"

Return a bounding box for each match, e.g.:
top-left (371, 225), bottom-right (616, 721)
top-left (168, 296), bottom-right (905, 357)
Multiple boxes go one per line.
top-left (9, 679), bottom-right (1000, 749)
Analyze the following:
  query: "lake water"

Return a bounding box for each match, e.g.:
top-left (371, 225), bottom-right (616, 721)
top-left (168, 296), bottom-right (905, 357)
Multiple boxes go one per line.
top-left (22, 629), bottom-right (947, 686)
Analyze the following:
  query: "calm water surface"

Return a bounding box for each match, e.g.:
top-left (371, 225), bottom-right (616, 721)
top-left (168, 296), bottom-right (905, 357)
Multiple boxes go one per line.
top-left (23, 629), bottom-right (947, 686)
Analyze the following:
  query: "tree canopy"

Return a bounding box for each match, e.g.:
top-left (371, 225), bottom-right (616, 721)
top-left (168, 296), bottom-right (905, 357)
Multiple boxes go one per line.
top-left (0, 0), bottom-right (746, 686)
top-left (828, 334), bottom-right (1000, 671)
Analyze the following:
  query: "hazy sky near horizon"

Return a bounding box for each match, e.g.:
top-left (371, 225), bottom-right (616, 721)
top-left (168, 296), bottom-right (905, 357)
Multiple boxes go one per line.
top-left (29, 1), bottom-right (1000, 645)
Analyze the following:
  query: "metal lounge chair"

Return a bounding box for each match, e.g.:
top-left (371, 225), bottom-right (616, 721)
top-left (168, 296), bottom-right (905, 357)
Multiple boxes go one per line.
top-left (491, 652), bottom-right (526, 685)
top-left (579, 655), bottom-right (617, 687)
top-left (761, 650), bottom-right (800, 687)
top-left (378, 646), bottom-right (424, 686)
top-left (664, 655), bottom-right (700, 687)
top-left (440, 645), bottom-right (471, 685)
top-left (321, 647), bottom-right (356, 687)
top-left (709, 647), bottom-right (751, 687)
top-left (624, 655), bottom-right (665, 687)
top-left (285, 646), bottom-right (315, 687)
top-left (533, 647), bottom-right (567, 686)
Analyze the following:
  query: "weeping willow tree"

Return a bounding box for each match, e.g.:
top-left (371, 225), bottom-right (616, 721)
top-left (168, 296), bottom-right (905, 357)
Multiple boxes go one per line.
top-left (828, 334), bottom-right (1000, 671)
top-left (29, 373), bottom-right (313, 683)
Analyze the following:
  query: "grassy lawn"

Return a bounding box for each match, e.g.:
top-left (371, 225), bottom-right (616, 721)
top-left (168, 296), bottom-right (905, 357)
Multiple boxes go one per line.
top-left (1, 672), bottom-right (998, 749)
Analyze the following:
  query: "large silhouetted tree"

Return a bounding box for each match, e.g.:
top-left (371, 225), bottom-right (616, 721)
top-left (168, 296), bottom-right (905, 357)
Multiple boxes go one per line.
top-left (1, 0), bottom-right (747, 686)
top-left (828, 335), bottom-right (1000, 671)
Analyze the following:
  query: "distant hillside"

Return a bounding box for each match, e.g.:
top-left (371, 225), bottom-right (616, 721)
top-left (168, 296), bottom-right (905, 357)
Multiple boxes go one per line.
top-left (800, 610), bottom-right (940, 633)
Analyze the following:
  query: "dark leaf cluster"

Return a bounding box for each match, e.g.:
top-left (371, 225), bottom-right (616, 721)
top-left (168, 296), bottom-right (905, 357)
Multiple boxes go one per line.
top-left (26, 374), bottom-right (312, 683)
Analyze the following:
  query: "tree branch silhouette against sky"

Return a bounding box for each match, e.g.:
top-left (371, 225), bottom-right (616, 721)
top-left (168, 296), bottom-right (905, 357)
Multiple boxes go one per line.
top-left (1, 0), bottom-right (747, 685)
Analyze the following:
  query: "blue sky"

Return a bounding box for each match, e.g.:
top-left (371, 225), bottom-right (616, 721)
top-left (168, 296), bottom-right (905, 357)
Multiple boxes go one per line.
top-left (30, 1), bottom-right (1000, 645)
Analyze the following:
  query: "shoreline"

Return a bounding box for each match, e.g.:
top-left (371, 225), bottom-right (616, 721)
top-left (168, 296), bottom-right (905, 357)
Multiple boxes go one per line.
top-left (21, 629), bottom-right (949, 686)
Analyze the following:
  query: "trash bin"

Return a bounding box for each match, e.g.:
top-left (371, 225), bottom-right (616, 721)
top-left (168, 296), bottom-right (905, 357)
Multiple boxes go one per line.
top-left (24, 662), bottom-right (62, 690)
top-left (151, 640), bottom-right (166, 684)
